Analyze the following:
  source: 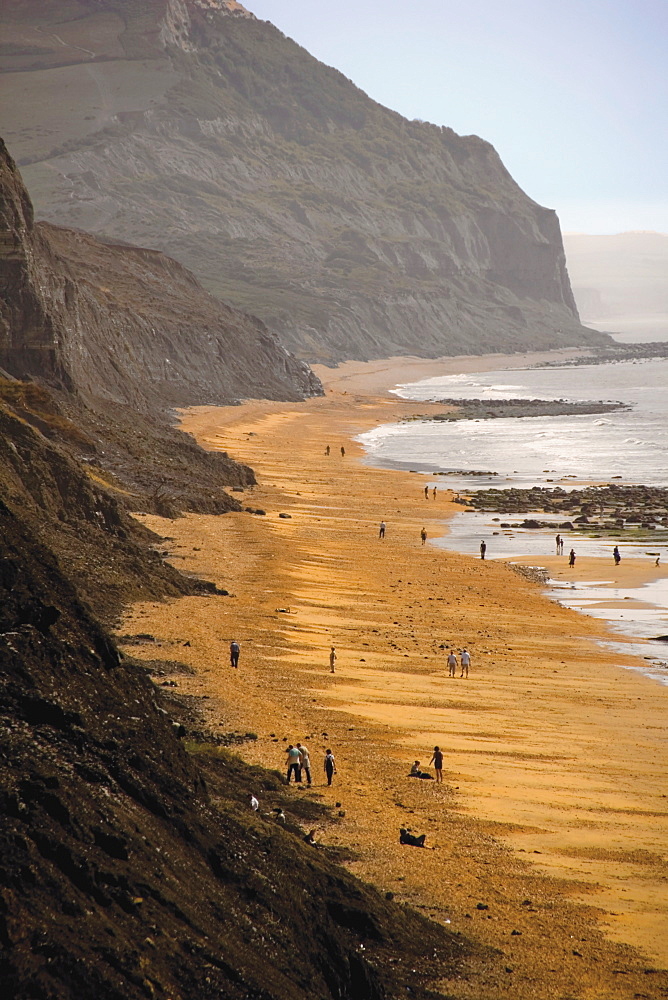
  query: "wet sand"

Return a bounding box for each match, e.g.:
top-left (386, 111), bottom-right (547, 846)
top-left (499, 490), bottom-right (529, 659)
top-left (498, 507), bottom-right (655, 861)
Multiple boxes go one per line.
top-left (122, 355), bottom-right (668, 999)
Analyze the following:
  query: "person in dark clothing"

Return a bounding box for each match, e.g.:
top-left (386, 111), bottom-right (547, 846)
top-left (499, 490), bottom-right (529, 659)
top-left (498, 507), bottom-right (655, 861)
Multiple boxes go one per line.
top-left (429, 745), bottom-right (443, 783)
top-left (613, 545), bottom-right (621, 566)
top-left (324, 749), bottom-right (336, 786)
top-left (340, 446), bottom-right (345, 457)
top-left (569, 548), bottom-right (576, 567)
top-left (230, 640), bottom-right (240, 668)
top-left (399, 828), bottom-right (426, 847)
top-left (480, 540), bottom-right (487, 560)
top-left (285, 744), bottom-right (302, 783)
top-left (325, 445), bottom-right (330, 456)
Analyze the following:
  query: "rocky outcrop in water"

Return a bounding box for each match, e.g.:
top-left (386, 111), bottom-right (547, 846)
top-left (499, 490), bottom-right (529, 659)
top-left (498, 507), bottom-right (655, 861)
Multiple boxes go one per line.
top-left (462, 484), bottom-right (668, 539)
top-left (0, 0), bottom-right (607, 363)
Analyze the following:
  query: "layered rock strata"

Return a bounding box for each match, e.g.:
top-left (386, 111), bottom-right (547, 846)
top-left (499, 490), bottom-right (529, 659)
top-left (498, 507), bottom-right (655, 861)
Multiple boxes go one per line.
top-left (0, 0), bottom-right (607, 362)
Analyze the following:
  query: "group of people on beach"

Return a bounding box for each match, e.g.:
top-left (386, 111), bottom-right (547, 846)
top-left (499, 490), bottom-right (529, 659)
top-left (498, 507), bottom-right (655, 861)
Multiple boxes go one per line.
top-left (555, 534), bottom-right (577, 566)
top-left (557, 534), bottom-right (623, 568)
top-left (285, 742), bottom-right (337, 786)
top-left (408, 746), bottom-right (444, 785)
top-left (324, 445), bottom-right (346, 457)
top-left (447, 648), bottom-right (470, 678)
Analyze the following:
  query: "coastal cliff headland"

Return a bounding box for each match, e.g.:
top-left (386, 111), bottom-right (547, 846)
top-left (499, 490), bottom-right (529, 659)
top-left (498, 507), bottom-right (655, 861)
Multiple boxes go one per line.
top-left (0, 0), bottom-right (607, 362)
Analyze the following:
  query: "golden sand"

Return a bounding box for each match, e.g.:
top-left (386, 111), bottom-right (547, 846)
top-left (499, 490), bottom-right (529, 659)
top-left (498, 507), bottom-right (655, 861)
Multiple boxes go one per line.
top-left (122, 355), bottom-right (668, 998)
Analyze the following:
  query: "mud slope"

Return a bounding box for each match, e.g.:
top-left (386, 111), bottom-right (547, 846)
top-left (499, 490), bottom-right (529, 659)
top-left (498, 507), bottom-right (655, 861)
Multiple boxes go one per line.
top-left (0, 0), bottom-right (607, 362)
top-left (0, 494), bottom-right (470, 1000)
top-left (0, 138), bottom-right (318, 513)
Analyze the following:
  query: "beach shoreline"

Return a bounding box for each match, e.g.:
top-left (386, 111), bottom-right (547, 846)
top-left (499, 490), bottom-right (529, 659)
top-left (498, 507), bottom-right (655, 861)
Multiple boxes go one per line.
top-left (121, 351), bottom-right (668, 998)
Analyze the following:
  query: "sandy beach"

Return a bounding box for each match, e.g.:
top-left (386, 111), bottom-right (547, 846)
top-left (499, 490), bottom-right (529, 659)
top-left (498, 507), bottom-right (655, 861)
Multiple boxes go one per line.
top-left (121, 355), bottom-right (668, 999)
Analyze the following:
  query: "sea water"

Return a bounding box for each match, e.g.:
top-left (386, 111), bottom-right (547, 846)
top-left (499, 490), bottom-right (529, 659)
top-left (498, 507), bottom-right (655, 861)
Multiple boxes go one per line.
top-left (355, 356), bottom-right (668, 682)
top-left (358, 357), bottom-right (668, 489)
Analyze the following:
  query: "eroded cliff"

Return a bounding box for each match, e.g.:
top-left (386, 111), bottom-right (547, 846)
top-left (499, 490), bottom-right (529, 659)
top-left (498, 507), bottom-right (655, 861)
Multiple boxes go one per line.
top-left (0, 137), bottom-right (319, 514)
top-left (0, 0), bottom-right (607, 363)
top-left (0, 138), bottom-right (319, 408)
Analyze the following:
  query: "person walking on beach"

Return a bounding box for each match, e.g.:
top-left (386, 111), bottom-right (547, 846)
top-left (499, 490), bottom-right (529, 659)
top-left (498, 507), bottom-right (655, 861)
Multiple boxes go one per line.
top-left (568, 548), bottom-right (576, 567)
top-left (432, 486), bottom-right (437, 499)
top-left (560, 537), bottom-right (565, 554)
top-left (480, 540), bottom-right (487, 560)
top-left (329, 645), bottom-right (337, 673)
top-left (447, 650), bottom-right (458, 677)
top-left (379, 520), bottom-right (386, 539)
top-left (460, 648), bottom-right (470, 678)
top-left (613, 545), bottom-right (621, 566)
top-left (285, 744), bottom-right (302, 783)
top-left (555, 533), bottom-right (561, 555)
top-left (325, 445), bottom-right (330, 456)
top-left (424, 485), bottom-right (429, 499)
top-left (429, 745), bottom-right (443, 783)
top-left (230, 640), bottom-right (240, 669)
top-left (324, 749), bottom-right (336, 786)
top-left (340, 446), bottom-right (345, 457)
top-left (420, 526), bottom-right (427, 545)
top-left (297, 742), bottom-right (312, 786)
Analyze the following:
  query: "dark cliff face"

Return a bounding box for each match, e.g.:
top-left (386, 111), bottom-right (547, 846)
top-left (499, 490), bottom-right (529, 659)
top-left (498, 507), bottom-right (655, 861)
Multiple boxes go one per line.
top-left (0, 495), bottom-right (467, 1000)
top-left (0, 0), bottom-right (607, 363)
top-left (0, 140), bottom-right (320, 406)
top-left (0, 139), bottom-right (317, 517)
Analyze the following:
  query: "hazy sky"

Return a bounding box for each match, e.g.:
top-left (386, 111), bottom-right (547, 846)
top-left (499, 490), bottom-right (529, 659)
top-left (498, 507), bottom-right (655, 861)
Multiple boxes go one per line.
top-left (246, 0), bottom-right (667, 234)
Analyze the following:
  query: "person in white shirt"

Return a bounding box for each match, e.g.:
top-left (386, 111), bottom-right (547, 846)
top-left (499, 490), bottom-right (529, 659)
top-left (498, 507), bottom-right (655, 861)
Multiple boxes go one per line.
top-left (296, 742), bottom-right (312, 786)
top-left (460, 648), bottom-right (470, 678)
top-left (447, 650), bottom-right (457, 677)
